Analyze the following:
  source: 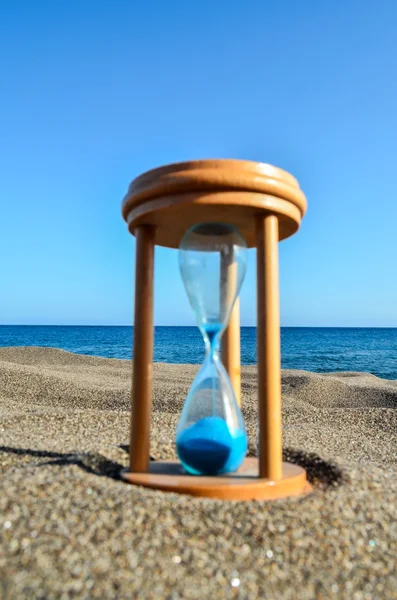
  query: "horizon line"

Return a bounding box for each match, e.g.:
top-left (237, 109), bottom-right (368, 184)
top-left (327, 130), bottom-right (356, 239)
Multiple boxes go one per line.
top-left (1, 324), bottom-right (397, 329)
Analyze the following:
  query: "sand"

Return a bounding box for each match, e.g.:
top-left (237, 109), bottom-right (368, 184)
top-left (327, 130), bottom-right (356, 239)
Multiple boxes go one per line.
top-left (0, 346), bottom-right (396, 599)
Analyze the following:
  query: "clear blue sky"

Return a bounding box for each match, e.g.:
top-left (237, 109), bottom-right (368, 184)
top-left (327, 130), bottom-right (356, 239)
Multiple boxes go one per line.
top-left (1, 0), bottom-right (396, 327)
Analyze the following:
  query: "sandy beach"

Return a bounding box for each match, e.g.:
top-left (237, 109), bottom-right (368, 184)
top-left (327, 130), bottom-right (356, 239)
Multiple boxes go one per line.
top-left (1, 346), bottom-right (396, 599)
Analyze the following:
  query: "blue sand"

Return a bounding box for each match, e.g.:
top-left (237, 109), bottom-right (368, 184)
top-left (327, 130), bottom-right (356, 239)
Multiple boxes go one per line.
top-left (176, 416), bottom-right (248, 476)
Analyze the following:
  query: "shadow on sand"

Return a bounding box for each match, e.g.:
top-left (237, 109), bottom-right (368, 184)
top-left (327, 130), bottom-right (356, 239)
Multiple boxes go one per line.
top-left (0, 445), bottom-right (344, 489)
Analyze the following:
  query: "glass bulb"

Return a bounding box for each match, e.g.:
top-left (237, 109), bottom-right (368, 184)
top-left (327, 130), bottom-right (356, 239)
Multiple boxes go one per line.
top-left (176, 223), bottom-right (248, 476)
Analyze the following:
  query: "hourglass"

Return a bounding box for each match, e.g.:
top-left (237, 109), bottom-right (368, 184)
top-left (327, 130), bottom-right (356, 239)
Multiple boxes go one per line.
top-left (121, 159), bottom-right (311, 500)
top-left (176, 223), bottom-right (247, 476)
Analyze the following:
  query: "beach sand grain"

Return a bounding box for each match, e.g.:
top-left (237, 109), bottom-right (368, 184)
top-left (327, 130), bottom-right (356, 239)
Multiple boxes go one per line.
top-left (1, 347), bottom-right (396, 599)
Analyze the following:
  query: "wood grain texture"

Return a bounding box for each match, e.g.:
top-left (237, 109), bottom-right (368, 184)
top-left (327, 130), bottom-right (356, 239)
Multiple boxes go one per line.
top-left (122, 160), bottom-right (307, 248)
top-left (221, 248), bottom-right (241, 406)
top-left (129, 225), bottom-right (155, 473)
top-left (256, 215), bottom-right (283, 480)
top-left (222, 299), bottom-right (241, 406)
top-left (122, 159), bottom-right (306, 215)
top-left (121, 458), bottom-right (311, 501)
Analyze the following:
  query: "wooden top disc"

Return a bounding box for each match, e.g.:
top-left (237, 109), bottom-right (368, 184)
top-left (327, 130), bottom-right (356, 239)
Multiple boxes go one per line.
top-left (121, 159), bottom-right (307, 248)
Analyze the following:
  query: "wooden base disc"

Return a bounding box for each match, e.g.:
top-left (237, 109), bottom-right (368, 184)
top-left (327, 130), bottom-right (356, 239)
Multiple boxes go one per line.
top-left (121, 458), bottom-right (312, 501)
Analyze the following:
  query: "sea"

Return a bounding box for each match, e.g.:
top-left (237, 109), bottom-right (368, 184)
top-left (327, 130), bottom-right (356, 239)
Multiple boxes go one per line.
top-left (1, 325), bottom-right (397, 380)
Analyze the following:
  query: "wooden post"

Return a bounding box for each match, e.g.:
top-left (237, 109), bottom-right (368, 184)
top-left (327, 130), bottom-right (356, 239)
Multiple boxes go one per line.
top-left (222, 300), bottom-right (241, 406)
top-left (129, 225), bottom-right (155, 473)
top-left (256, 214), bottom-right (283, 480)
top-left (221, 249), bottom-right (241, 406)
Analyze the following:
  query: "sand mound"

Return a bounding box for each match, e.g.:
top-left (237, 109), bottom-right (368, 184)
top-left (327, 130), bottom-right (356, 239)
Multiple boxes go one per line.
top-left (1, 347), bottom-right (396, 599)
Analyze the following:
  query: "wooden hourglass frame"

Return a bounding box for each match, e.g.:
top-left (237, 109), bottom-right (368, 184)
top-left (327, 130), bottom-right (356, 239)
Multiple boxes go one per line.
top-left (121, 159), bottom-right (311, 501)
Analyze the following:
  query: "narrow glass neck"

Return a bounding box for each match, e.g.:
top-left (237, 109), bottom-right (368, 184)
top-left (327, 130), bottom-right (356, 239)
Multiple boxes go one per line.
top-left (203, 326), bottom-right (222, 359)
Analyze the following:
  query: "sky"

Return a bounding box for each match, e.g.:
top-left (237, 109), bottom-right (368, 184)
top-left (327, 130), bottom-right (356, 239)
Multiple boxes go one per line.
top-left (1, 0), bottom-right (397, 327)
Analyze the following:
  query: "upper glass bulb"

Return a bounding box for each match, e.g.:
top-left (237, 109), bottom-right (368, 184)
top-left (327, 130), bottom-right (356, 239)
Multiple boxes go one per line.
top-left (179, 223), bottom-right (247, 340)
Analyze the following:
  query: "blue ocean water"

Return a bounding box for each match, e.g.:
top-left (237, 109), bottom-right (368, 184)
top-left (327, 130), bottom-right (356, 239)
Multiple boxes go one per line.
top-left (0, 326), bottom-right (397, 380)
